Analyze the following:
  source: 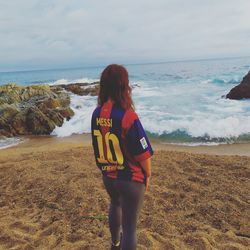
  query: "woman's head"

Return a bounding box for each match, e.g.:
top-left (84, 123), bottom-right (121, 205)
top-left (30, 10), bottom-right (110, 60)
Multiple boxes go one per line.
top-left (98, 64), bottom-right (134, 110)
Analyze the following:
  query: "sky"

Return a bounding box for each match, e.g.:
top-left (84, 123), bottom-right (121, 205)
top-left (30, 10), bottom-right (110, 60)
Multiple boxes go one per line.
top-left (0, 0), bottom-right (250, 71)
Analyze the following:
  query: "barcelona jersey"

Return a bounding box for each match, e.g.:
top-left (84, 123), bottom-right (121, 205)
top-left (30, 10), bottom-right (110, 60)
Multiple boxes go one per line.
top-left (91, 100), bottom-right (153, 184)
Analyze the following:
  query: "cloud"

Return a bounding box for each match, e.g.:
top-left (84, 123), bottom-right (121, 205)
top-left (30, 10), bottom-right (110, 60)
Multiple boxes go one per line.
top-left (0, 0), bottom-right (250, 71)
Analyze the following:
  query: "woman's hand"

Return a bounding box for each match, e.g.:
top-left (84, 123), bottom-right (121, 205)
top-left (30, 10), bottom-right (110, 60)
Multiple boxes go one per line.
top-left (139, 157), bottom-right (152, 192)
top-left (145, 176), bottom-right (150, 192)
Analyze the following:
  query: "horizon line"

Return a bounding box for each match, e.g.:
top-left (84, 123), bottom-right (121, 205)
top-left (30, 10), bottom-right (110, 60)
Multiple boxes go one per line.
top-left (1, 55), bottom-right (250, 74)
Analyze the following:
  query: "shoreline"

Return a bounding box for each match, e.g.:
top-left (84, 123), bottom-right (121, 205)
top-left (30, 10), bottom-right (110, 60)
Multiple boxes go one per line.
top-left (1, 133), bottom-right (250, 157)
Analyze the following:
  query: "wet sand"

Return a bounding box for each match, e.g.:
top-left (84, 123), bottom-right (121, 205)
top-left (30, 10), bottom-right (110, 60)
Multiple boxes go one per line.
top-left (14, 134), bottom-right (250, 156)
top-left (0, 135), bottom-right (249, 249)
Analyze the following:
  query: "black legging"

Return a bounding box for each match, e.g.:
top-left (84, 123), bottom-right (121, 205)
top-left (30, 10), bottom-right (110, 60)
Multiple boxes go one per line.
top-left (102, 175), bottom-right (145, 250)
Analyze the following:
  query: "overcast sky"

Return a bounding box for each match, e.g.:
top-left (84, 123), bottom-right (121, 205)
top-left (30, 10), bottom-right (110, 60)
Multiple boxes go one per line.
top-left (0, 0), bottom-right (250, 71)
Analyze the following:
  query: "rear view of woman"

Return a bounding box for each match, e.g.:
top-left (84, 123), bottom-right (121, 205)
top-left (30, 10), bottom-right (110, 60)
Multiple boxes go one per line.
top-left (91, 64), bottom-right (153, 250)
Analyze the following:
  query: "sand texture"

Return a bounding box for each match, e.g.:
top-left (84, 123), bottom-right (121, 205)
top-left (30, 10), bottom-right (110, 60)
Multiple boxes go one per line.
top-left (0, 137), bottom-right (250, 250)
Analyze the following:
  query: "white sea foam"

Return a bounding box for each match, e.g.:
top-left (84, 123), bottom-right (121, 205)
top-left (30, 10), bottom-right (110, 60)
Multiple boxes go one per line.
top-left (139, 112), bottom-right (250, 139)
top-left (200, 76), bottom-right (241, 85)
top-left (51, 78), bottom-right (250, 142)
top-left (132, 86), bottom-right (164, 97)
top-left (48, 78), bottom-right (99, 86)
top-left (51, 93), bottom-right (97, 137)
top-left (49, 77), bottom-right (99, 137)
top-left (0, 137), bottom-right (25, 150)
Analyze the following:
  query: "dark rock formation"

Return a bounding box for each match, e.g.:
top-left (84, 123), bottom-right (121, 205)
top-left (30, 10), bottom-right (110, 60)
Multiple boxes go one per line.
top-left (226, 71), bottom-right (250, 99)
top-left (0, 83), bottom-right (74, 137)
top-left (53, 82), bottom-right (99, 96)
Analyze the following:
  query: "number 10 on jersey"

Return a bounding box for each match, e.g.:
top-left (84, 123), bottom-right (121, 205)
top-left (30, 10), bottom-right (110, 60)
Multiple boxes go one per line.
top-left (93, 129), bottom-right (124, 165)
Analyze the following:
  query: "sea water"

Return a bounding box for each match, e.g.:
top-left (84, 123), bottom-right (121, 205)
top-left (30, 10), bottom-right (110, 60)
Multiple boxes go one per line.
top-left (1, 57), bottom-right (250, 148)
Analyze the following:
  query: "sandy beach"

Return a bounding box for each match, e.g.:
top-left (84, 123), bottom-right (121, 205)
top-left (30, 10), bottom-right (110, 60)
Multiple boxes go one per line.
top-left (0, 135), bottom-right (249, 249)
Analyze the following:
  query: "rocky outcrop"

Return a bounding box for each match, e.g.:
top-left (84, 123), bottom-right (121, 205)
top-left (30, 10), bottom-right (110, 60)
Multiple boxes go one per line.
top-left (226, 71), bottom-right (250, 99)
top-left (0, 83), bottom-right (74, 137)
top-left (53, 82), bottom-right (99, 96)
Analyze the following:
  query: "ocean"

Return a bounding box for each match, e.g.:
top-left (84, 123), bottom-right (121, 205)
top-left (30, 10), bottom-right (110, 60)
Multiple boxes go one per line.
top-left (1, 57), bottom-right (250, 148)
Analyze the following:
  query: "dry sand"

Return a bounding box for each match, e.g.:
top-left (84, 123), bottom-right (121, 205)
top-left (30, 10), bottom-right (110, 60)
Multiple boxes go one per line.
top-left (0, 135), bottom-right (249, 250)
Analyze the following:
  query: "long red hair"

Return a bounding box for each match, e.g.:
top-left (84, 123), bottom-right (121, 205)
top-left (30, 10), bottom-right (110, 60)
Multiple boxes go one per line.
top-left (98, 64), bottom-right (134, 110)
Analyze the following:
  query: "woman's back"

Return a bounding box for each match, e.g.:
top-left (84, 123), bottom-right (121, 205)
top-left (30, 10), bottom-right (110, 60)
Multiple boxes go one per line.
top-left (91, 100), bottom-right (153, 183)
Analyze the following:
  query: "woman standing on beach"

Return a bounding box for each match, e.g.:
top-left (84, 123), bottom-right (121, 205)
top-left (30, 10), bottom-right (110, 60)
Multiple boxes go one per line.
top-left (91, 64), bottom-right (153, 250)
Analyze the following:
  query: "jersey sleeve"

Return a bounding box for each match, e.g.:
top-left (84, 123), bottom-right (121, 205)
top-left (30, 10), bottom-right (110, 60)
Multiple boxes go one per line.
top-left (125, 116), bottom-right (154, 162)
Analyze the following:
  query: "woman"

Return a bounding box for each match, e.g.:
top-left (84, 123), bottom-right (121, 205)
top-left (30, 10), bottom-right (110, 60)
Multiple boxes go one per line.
top-left (91, 64), bottom-right (153, 250)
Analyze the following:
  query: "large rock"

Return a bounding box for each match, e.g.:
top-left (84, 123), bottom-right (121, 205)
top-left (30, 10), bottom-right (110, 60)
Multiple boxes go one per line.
top-left (53, 82), bottom-right (99, 96)
top-left (26, 107), bottom-right (56, 135)
top-left (0, 83), bottom-right (74, 137)
top-left (0, 83), bottom-right (54, 104)
top-left (0, 81), bottom-right (100, 137)
top-left (226, 71), bottom-right (250, 99)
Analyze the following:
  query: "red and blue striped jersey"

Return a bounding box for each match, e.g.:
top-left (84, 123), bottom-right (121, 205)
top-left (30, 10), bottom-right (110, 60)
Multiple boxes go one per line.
top-left (91, 100), bottom-right (153, 184)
